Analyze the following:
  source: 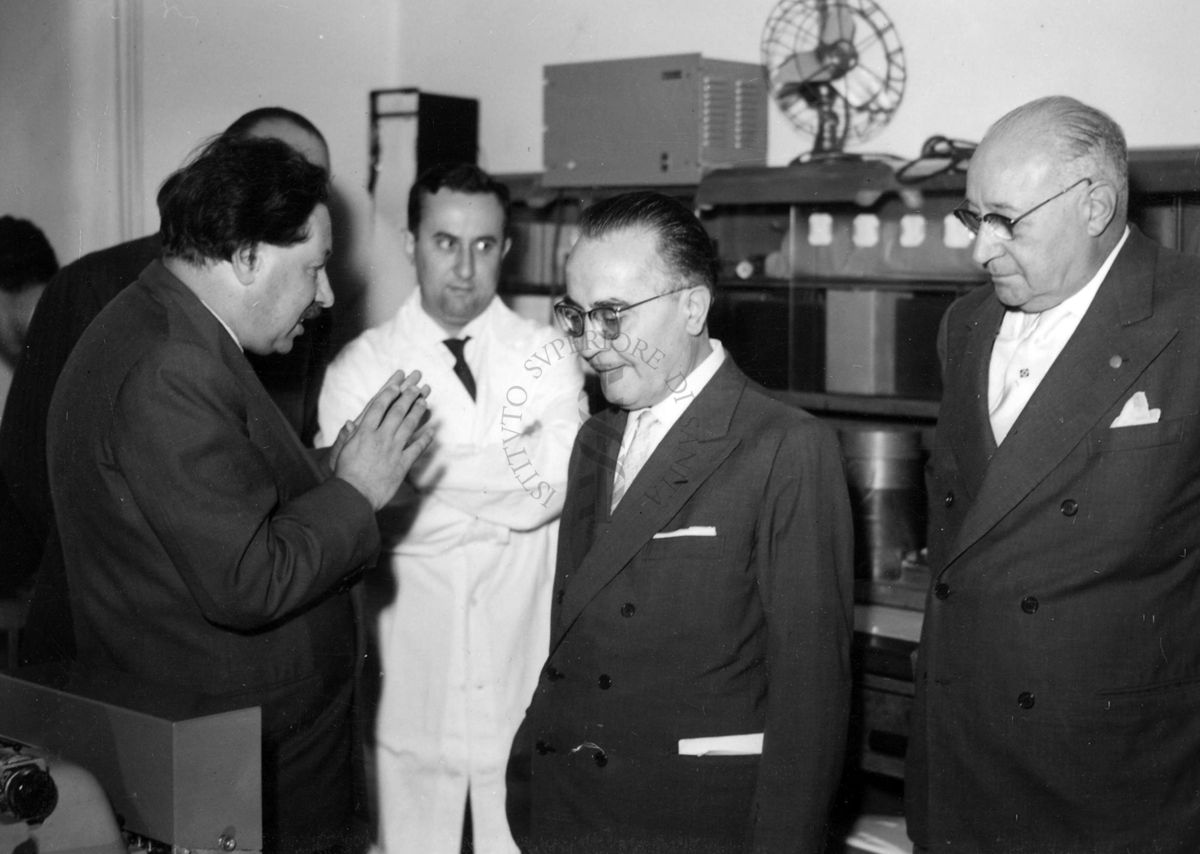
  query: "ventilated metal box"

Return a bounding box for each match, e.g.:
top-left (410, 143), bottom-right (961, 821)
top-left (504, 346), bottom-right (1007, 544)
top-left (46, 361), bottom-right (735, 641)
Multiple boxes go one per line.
top-left (543, 53), bottom-right (768, 187)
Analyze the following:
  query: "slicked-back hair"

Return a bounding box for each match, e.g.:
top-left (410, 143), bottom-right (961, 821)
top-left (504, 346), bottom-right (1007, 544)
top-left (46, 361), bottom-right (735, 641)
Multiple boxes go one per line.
top-left (223, 106), bottom-right (327, 149)
top-left (407, 162), bottom-right (511, 235)
top-left (0, 215), bottom-right (58, 294)
top-left (157, 136), bottom-right (329, 267)
top-left (991, 95), bottom-right (1129, 219)
top-left (577, 191), bottom-right (719, 295)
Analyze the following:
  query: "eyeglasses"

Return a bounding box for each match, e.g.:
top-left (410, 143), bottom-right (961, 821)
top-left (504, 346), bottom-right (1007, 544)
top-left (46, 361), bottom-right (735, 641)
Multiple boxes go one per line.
top-left (953, 177), bottom-right (1092, 241)
top-left (554, 288), bottom-right (688, 340)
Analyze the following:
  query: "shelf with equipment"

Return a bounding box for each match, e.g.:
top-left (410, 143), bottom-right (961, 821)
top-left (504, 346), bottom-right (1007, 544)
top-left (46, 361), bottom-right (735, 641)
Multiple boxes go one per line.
top-left (497, 172), bottom-right (697, 302)
top-left (696, 158), bottom-right (987, 424)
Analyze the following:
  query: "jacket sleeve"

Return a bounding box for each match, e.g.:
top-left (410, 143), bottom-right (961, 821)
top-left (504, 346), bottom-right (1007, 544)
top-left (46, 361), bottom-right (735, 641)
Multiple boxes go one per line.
top-left (111, 344), bottom-right (379, 631)
top-left (750, 419), bottom-right (855, 853)
top-left (410, 340), bottom-right (584, 531)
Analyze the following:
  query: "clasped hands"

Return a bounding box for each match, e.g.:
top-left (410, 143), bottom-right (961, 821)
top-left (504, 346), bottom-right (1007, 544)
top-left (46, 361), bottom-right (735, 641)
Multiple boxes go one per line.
top-left (330, 370), bottom-right (434, 511)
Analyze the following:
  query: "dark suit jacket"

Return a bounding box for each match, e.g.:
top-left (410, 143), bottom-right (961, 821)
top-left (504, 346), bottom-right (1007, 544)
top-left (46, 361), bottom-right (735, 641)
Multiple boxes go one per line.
top-left (508, 356), bottom-right (854, 853)
top-left (46, 261), bottom-right (375, 850)
top-left (0, 233), bottom-right (331, 663)
top-left (907, 228), bottom-right (1200, 853)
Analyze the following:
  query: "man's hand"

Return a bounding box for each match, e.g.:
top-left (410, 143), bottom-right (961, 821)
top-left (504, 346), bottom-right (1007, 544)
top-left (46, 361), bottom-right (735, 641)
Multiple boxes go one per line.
top-left (332, 370), bottom-right (433, 511)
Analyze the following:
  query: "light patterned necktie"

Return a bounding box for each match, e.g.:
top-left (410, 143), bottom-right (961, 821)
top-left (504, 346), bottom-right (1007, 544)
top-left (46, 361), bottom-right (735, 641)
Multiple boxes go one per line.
top-left (611, 409), bottom-right (659, 510)
top-left (988, 309), bottom-right (1072, 444)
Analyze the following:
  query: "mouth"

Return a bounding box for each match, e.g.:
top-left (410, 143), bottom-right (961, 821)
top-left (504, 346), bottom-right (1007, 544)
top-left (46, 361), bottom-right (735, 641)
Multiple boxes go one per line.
top-left (590, 360), bottom-right (631, 384)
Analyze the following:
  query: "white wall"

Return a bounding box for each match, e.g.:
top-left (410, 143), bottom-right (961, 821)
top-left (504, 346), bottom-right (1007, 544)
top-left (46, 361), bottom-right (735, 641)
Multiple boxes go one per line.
top-left (0, 0), bottom-right (404, 353)
top-left (3, 0), bottom-right (1200, 357)
top-left (397, 0), bottom-right (1200, 170)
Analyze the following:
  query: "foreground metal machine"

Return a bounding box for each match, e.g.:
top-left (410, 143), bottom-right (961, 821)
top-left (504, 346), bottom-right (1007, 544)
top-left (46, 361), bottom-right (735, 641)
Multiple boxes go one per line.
top-left (0, 665), bottom-right (261, 853)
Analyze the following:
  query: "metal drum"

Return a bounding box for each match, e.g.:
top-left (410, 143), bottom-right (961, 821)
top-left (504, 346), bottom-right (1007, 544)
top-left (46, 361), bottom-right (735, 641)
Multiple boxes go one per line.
top-left (839, 427), bottom-right (926, 583)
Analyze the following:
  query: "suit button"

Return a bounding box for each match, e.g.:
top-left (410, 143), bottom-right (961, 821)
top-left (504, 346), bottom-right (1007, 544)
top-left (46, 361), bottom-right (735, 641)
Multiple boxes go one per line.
top-left (555, 589), bottom-right (565, 604)
top-left (1021, 596), bottom-right (1039, 614)
top-left (1060, 499), bottom-right (1079, 517)
top-left (934, 582), bottom-right (950, 600)
top-left (1017, 691), bottom-right (1035, 709)
top-left (944, 491), bottom-right (955, 508)
top-left (535, 740), bottom-right (556, 755)
top-left (546, 666), bottom-right (564, 681)
top-left (598, 674), bottom-right (612, 690)
top-left (593, 749), bottom-right (608, 767)
top-left (620, 602), bottom-right (636, 618)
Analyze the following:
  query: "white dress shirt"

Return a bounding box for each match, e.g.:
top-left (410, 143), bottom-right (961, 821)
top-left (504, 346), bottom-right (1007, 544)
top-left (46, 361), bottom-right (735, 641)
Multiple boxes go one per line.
top-left (988, 228), bottom-right (1129, 444)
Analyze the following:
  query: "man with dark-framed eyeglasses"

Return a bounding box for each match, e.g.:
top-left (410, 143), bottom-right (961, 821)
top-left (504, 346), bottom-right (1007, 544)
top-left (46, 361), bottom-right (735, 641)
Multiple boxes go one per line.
top-left (507, 190), bottom-right (854, 853)
top-left (908, 95), bottom-right (1200, 853)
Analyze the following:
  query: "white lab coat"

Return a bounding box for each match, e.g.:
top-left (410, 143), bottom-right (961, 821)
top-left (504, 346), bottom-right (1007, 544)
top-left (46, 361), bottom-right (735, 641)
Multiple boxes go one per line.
top-left (317, 293), bottom-right (583, 854)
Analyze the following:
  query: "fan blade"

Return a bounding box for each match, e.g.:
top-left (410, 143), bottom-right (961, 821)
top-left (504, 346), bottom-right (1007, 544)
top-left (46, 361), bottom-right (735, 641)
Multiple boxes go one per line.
top-left (772, 50), bottom-right (836, 87)
top-left (820, 3), bottom-right (856, 45)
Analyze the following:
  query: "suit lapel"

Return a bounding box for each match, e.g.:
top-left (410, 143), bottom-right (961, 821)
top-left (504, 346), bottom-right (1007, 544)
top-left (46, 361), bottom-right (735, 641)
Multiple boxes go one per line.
top-left (552, 360), bottom-right (745, 648)
top-left (946, 230), bottom-right (1177, 567)
top-left (941, 291), bottom-right (1004, 498)
top-left (154, 264), bottom-right (326, 487)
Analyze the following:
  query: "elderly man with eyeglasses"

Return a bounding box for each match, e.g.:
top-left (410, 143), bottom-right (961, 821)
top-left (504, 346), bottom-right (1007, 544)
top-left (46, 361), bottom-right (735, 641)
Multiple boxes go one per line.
top-left (506, 191), bottom-right (854, 853)
top-left (907, 95), bottom-right (1200, 854)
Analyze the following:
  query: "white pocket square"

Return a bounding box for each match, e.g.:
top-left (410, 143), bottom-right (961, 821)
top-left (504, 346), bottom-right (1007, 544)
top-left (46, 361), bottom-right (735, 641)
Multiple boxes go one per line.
top-left (1110, 391), bottom-right (1161, 428)
top-left (653, 526), bottom-right (717, 539)
top-left (678, 732), bottom-right (763, 756)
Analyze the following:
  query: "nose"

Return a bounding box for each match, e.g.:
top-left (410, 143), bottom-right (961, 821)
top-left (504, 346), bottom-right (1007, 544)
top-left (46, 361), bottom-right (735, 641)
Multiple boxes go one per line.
top-left (970, 225), bottom-right (1004, 270)
top-left (455, 245), bottom-right (475, 280)
top-left (316, 268), bottom-right (334, 308)
top-left (572, 320), bottom-right (609, 360)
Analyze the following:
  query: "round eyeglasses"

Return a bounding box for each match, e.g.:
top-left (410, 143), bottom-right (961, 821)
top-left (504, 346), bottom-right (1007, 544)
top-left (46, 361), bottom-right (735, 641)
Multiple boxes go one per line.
top-left (953, 177), bottom-right (1092, 241)
top-left (553, 288), bottom-right (688, 340)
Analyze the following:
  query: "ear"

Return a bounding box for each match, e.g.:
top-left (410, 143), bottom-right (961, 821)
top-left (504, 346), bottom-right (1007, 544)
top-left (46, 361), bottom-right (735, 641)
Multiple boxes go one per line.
top-left (681, 284), bottom-right (712, 336)
top-left (1084, 180), bottom-right (1119, 237)
top-left (231, 243), bottom-right (260, 286)
top-left (404, 230), bottom-right (416, 263)
top-left (502, 235), bottom-right (512, 260)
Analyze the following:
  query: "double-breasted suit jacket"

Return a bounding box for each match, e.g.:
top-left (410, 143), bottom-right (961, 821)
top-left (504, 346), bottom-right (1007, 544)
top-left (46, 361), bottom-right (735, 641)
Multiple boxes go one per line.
top-left (508, 357), bottom-right (854, 853)
top-left (47, 261), bottom-right (380, 849)
top-left (907, 228), bottom-right (1200, 853)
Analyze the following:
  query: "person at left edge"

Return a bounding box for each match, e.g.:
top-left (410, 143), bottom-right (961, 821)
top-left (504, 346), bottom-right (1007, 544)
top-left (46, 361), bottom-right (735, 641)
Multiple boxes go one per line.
top-left (0, 107), bottom-right (335, 665)
top-left (47, 135), bottom-right (433, 854)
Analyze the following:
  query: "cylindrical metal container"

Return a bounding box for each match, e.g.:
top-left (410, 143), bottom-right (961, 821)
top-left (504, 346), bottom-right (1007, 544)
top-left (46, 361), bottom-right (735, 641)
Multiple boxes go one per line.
top-left (839, 427), bottom-right (926, 582)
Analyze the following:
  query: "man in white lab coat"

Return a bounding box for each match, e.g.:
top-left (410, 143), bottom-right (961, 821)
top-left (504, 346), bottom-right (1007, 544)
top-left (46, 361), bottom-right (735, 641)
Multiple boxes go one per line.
top-left (317, 163), bottom-right (583, 854)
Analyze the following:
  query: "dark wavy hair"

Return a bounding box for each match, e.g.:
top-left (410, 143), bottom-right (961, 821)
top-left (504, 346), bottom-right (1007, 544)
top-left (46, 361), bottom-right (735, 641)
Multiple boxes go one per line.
top-left (576, 191), bottom-right (718, 295)
top-left (0, 215), bottom-right (59, 293)
top-left (157, 136), bottom-right (329, 266)
top-left (406, 162), bottom-right (510, 235)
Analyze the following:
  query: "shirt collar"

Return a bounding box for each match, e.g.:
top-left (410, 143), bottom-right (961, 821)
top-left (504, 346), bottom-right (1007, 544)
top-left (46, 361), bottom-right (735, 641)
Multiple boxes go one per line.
top-left (1052, 225), bottom-right (1130, 320)
top-left (196, 296), bottom-right (242, 350)
top-left (639, 338), bottom-right (726, 437)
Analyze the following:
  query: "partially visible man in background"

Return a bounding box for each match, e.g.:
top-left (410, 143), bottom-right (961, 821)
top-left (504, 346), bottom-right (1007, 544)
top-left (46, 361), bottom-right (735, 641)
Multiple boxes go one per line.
top-left (318, 162), bottom-right (582, 853)
top-left (0, 214), bottom-right (57, 606)
top-left (0, 107), bottom-right (333, 664)
top-left (48, 134), bottom-right (431, 853)
top-left (0, 215), bottom-right (57, 372)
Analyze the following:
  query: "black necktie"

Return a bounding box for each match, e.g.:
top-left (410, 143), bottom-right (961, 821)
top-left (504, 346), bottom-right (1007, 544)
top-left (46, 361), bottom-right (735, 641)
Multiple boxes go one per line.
top-left (444, 337), bottom-right (476, 401)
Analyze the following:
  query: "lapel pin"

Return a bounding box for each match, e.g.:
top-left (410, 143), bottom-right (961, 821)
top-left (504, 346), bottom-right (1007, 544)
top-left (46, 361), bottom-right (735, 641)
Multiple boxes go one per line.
top-left (1109, 355), bottom-right (1123, 369)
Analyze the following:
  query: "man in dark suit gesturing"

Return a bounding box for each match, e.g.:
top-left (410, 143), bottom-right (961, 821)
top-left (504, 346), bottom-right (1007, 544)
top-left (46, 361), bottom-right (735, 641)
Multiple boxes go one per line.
top-left (507, 191), bottom-right (854, 853)
top-left (47, 136), bottom-right (431, 853)
top-left (907, 96), bottom-right (1200, 853)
